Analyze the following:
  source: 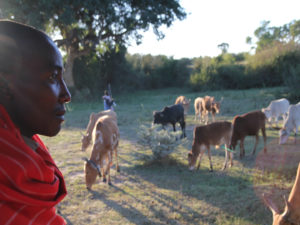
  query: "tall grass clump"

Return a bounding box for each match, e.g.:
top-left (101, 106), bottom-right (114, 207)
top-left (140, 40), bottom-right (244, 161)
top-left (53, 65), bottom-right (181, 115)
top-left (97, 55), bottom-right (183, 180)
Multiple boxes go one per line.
top-left (137, 124), bottom-right (187, 160)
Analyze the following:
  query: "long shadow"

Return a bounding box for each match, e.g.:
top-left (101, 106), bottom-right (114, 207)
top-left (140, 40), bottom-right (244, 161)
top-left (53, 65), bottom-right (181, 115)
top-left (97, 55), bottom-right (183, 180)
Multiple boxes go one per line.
top-left (89, 189), bottom-right (166, 225)
top-left (128, 158), bottom-right (270, 225)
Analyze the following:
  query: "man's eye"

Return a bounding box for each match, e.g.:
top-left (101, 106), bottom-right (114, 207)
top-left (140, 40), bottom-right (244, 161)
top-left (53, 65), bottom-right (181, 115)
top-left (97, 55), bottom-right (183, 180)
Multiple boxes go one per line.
top-left (49, 72), bottom-right (59, 82)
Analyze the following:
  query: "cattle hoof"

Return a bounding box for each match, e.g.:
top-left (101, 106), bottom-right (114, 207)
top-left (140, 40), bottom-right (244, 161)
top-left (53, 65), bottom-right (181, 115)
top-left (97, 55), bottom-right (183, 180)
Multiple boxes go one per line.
top-left (209, 169), bottom-right (213, 172)
top-left (117, 168), bottom-right (120, 172)
top-left (108, 182), bottom-right (112, 186)
top-left (103, 178), bottom-right (107, 183)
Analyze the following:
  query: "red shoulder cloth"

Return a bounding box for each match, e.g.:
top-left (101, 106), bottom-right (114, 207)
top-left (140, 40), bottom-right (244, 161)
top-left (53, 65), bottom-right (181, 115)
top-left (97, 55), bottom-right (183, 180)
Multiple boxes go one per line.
top-left (0, 105), bottom-right (67, 225)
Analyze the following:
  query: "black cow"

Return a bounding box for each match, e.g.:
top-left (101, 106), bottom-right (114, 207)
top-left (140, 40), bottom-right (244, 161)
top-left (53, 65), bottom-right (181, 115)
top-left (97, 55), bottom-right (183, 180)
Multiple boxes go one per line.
top-left (153, 104), bottom-right (186, 138)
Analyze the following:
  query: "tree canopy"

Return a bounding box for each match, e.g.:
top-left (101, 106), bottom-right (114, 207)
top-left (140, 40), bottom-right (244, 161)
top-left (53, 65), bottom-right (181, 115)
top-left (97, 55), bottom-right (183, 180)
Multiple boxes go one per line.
top-left (249, 20), bottom-right (300, 51)
top-left (1, 0), bottom-right (186, 87)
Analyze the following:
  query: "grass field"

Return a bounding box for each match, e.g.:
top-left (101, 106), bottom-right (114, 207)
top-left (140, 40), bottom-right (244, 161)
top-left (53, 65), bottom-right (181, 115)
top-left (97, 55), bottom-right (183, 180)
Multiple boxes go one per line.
top-left (41, 87), bottom-right (300, 225)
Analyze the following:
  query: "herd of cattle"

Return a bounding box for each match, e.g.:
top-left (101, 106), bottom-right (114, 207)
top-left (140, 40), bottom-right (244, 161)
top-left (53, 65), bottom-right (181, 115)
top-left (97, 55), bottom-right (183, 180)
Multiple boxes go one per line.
top-left (80, 95), bottom-right (300, 225)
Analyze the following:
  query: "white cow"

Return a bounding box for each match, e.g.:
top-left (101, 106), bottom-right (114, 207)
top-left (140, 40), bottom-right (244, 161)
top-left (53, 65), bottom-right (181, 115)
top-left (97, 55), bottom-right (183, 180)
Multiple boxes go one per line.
top-left (279, 102), bottom-right (300, 144)
top-left (262, 98), bottom-right (289, 127)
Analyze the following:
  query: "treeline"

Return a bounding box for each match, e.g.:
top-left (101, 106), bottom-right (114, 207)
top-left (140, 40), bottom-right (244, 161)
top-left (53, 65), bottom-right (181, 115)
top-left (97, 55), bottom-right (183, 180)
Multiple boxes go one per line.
top-left (73, 20), bottom-right (300, 100)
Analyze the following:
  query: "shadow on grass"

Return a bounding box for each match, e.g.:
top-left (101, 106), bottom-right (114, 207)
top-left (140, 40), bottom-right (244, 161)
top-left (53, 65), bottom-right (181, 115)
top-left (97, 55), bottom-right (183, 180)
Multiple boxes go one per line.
top-left (127, 156), bottom-right (270, 225)
top-left (89, 189), bottom-right (166, 225)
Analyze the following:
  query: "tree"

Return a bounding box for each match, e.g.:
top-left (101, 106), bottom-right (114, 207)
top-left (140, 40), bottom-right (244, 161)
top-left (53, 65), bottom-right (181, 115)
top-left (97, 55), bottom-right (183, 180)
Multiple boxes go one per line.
top-left (217, 42), bottom-right (229, 54)
top-left (1, 0), bottom-right (186, 88)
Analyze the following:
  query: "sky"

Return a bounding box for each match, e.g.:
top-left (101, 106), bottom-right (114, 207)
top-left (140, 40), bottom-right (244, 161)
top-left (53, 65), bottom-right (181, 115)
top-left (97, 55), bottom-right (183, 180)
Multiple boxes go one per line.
top-left (127, 0), bottom-right (300, 59)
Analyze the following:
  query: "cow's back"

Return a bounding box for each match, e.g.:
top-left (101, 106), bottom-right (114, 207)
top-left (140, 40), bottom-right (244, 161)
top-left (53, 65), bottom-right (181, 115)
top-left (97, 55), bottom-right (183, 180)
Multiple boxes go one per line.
top-left (93, 115), bottom-right (119, 147)
top-left (287, 103), bottom-right (300, 124)
top-left (165, 104), bottom-right (184, 117)
top-left (86, 110), bottom-right (117, 134)
top-left (233, 110), bottom-right (266, 136)
top-left (270, 98), bottom-right (290, 115)
top-left (194, 121), bottom-right (232, 146)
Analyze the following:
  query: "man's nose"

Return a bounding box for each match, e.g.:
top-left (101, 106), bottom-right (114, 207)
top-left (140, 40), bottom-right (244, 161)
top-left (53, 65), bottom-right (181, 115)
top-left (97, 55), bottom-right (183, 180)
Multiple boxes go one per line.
top-left (59, 78), bottom-right (71, 103)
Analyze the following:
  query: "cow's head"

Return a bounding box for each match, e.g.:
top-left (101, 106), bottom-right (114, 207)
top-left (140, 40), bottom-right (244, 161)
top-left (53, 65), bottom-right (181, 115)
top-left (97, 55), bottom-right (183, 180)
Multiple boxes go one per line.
top-left (153, 111), bottom-right (164, 124)
top-left (279, 128), bottom-right (290, 145)
top-left (83, 158), bottom-right (101, 190)
top-left (81, 132), bottom-right (91, 152)
top-left (263, 194), bottom-right (298, 225)
top-left (212, 101), bottom-right (221, 114)
top-left (187, 151), bottom-right (197, 170)
top-left (262, 108), bottom-right (272, 120)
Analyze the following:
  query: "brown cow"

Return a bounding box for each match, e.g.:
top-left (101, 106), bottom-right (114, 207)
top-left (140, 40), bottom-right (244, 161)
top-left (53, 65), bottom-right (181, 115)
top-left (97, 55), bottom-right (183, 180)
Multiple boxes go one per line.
top-left (175, 96), bottom-right (191, 116)
top-left (197, 96), bottom-right (222, 124)
top-left (84, 115), bottom-right (120, 189)
top-left (230, 110), bottom-right (267, 159)
top-left (187, 121), bottom-right (233, 171)
top-left (81, 110), bottom-right (117, 152)
top-left (264, 163), bottom-right (300, 225)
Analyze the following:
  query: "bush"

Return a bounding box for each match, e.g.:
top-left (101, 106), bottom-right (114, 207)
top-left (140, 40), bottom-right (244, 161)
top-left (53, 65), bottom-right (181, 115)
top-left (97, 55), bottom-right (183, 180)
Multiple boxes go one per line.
top-left (137, 124), bottom-right (186, 160)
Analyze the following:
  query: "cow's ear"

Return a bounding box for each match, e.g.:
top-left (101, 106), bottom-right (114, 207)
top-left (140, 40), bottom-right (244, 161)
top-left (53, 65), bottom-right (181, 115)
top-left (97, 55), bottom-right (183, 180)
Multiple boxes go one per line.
top-left (282, 195), bottom-right (293, 222)
top-left (153, 111), bottom-right (156, 116)
top-left (90, 113), bottom-right (96, 120)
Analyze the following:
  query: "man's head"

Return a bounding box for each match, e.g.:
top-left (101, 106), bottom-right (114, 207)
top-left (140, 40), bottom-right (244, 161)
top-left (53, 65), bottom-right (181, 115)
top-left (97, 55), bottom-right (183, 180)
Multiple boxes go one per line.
top-left (0, 20), bottom-right (71, 137)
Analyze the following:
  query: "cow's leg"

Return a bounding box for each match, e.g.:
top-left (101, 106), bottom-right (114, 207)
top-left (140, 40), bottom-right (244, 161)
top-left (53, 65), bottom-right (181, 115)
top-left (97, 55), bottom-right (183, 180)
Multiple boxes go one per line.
top-left (106, 151), bottom-right (113, 185)
top-left (275, 117), bottom-right (279, 127)
top-left (222, 144), bottom-right (230, 170)
top-left (114, 145), bottom-right (120, 172)
top-left (252, 133), bottom-right (259, 155)
top-left (240, 138), bottom-right (245, 158)
top-left (294, 126), bottom-right (298, 144)
top-left (205, 112), bottom-right (209, 124)
top-left (262, 127), bottom-right (267, 153)
top-left (196, 146), bottom-right (205, 170)
top-left (212, 112), bottom-right (215, 122)
top-left (180, 121), bottom-right (186, 138)
top-left (172, 123), bottom-right (176, 132)
top-left (102, 152), bottom-right (112, 185)
top-left (207, 146), bottom-right (213, 172)
top-left (101, 156), bottom-right (107, 183)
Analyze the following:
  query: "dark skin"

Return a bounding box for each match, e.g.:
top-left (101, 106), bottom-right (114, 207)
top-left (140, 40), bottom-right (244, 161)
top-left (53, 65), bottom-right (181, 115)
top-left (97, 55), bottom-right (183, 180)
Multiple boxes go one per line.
top-left (0, 34), bottom-right (71, 138)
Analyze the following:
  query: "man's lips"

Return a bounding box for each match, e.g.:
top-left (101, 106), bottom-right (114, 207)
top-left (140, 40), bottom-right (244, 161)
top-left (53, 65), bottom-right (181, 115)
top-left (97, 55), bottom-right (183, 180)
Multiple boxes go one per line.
top-left (55, 109), bottom-right (66, 121)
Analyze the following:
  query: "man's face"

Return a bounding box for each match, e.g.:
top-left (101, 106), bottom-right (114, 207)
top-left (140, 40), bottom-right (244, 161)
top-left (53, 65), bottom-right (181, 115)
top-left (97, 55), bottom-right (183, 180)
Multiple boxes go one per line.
top-left (8, 37), bottom-right (71, 137)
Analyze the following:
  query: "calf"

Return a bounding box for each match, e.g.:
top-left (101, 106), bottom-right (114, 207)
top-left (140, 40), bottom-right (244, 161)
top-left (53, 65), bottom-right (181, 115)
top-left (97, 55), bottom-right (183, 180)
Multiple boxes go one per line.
top-left (175, 95), bottom-right (191, 116)
top-left (262, 98), bottom-right (289, 127)
top-left (153, 104), bottom-right (186, 138)
top-left (279, 102), bottom-right (300, 144)
top-left (84, 115), bottom-right (120, 189)
top-left (81, 110), bottom-right (117, 152)
top-left (201, 96), bottom-right (222, 124)
top-left (264, 163), bottom-right (300, 225)
top-left (230, 110), bottom-right (267, 159)
top-left (188, 121), bottom-right (233, 171)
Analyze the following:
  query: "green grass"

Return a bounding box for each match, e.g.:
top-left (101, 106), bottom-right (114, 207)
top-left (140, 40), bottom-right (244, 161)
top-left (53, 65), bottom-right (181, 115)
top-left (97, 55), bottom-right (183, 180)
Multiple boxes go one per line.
top-left (41, 86), bottom-right (300, 225)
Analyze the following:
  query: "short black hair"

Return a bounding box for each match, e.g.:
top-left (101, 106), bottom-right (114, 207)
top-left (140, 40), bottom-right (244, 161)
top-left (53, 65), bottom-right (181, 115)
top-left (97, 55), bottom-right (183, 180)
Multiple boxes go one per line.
top-left (0, 20), bottom-right (51, 75)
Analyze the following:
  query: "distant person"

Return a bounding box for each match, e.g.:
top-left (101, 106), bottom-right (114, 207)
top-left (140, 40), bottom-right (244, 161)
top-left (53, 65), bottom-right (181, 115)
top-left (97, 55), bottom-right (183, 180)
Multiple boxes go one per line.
top-left (102, 90), bottom-right (116, 111)
top-left (0, 20), bottom-right (71, 224)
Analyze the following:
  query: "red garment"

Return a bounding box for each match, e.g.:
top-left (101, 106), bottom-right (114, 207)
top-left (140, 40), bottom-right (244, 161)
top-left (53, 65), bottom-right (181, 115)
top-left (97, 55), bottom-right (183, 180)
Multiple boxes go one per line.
top-left (0, 105), bottom-right (67, 225)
